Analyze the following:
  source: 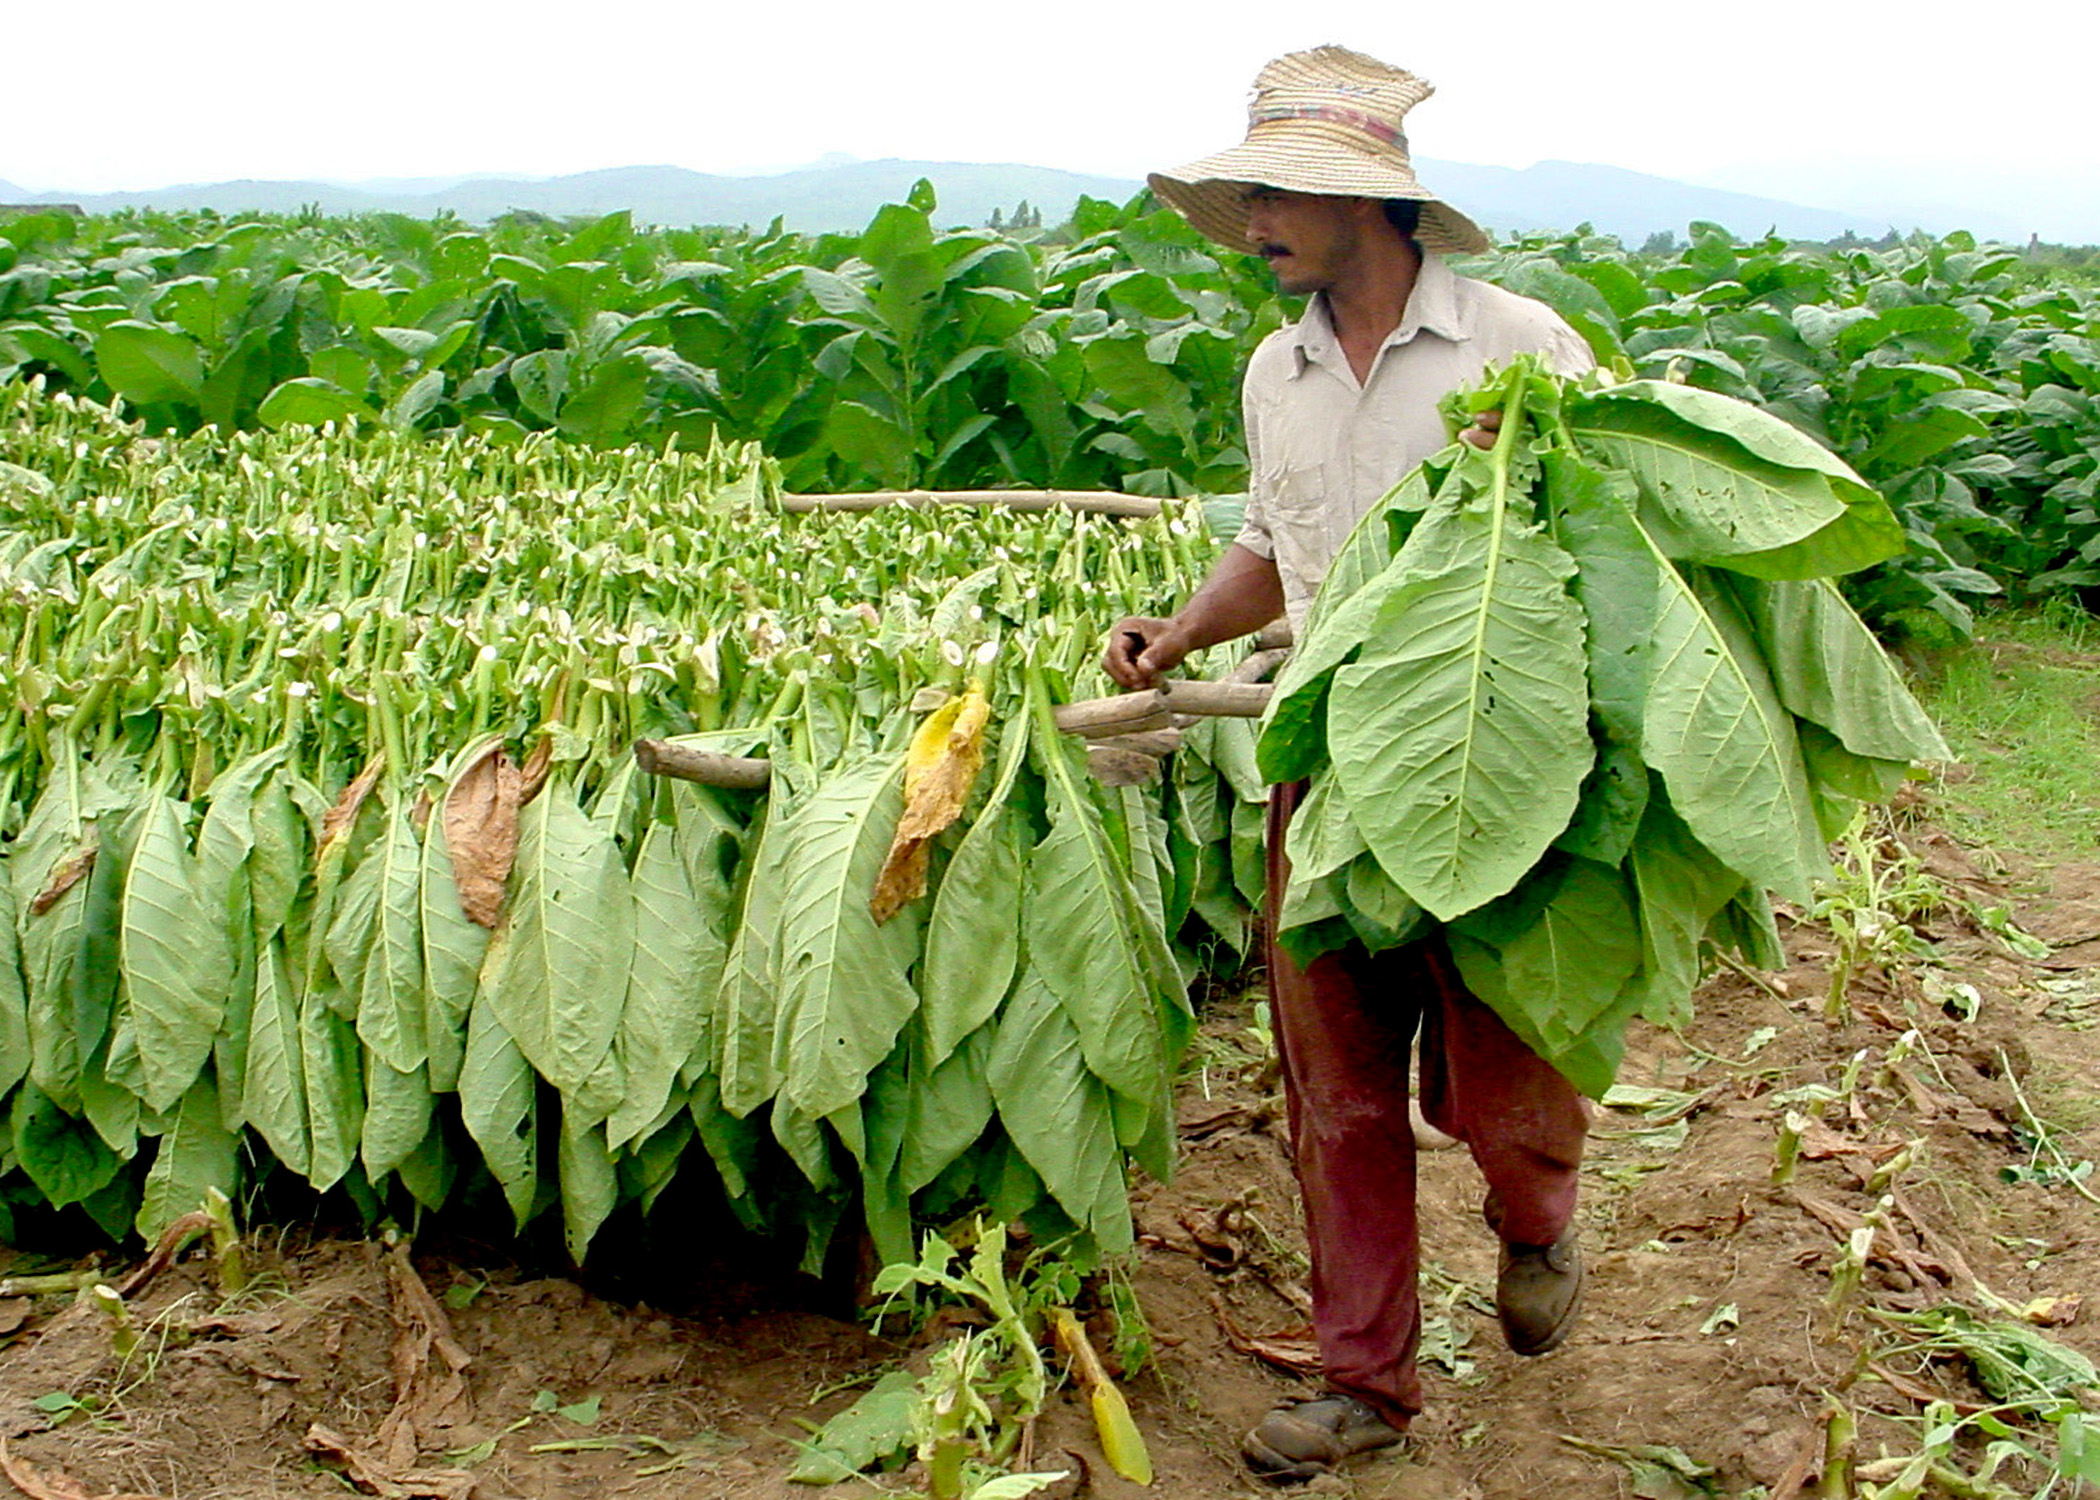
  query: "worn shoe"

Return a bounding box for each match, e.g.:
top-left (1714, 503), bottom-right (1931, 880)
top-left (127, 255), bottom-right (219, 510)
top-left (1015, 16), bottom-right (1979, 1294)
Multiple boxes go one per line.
top-left (1241, 1393), bottom-right (1407, 1484)
top-left (1496, 1225), bottom-right (1584, 1355)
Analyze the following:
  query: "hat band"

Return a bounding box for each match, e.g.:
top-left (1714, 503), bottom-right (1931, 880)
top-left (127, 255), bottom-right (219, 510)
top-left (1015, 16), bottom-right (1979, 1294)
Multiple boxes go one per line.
top-left (1248, 103), bottom-right (1408, 152)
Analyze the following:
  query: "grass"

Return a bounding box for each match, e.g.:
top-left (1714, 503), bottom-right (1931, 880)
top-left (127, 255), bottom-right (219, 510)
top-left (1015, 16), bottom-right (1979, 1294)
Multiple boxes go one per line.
top-left (1914, 601), bottom-right (2100, 869)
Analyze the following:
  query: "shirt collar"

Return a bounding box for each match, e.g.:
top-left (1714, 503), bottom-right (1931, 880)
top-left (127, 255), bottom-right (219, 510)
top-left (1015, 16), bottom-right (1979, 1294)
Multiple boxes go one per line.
top-left (1285, 252), bottom-right (1471, 380)
top-left (1397, 251), bottom-right (1470, 346)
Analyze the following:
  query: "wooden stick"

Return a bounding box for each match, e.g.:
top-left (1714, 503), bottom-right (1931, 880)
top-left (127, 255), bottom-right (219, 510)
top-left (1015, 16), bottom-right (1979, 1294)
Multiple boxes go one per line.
top-left (1056, 678), bottom-right (1272, 738)
top-left (1158, 679), bottom-right (1271, 717)
top-left (632, 739), bottom-right (771, 789)
top-left (1223, 647), bottom-right (1290, 686)
top-left (781, 489), bottom-right (1163, 519)
top-left (1052, 694), bottom-right (1173, 737)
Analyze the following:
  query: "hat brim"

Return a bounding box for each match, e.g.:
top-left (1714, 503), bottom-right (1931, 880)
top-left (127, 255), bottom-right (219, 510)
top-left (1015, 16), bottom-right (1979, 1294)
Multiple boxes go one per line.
top-left (1149, 127), bottom-right (1489, 257)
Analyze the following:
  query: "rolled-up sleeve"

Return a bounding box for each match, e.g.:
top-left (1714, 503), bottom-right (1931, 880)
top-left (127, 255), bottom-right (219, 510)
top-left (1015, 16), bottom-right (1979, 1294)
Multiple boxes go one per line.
top-left (1545, 320), bottom-right (1597, 379)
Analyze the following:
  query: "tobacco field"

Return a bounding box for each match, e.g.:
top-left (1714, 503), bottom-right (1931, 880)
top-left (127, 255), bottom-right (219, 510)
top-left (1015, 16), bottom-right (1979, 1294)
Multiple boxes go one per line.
top-left (0, 192), bottom-right (2096, 1499)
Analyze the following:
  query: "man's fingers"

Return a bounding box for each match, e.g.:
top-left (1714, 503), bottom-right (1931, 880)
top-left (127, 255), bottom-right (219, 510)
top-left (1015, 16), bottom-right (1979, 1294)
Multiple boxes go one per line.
top-left (1459, 406), bottom-right (1503, 450)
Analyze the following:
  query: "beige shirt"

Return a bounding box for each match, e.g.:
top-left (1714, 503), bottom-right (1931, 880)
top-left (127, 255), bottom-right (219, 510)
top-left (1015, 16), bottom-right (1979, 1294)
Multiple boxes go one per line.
top-left (1237, 252), bottom-right (1595, 633)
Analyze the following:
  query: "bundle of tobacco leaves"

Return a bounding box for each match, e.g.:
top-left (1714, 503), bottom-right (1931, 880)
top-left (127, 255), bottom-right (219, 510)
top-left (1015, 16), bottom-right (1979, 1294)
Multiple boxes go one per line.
top-left (1256, 357), bottom-right (1947, 1094)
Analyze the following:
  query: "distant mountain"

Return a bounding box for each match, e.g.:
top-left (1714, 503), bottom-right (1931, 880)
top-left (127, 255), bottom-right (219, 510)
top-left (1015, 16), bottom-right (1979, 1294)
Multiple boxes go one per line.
top-left (8, 161), bottom-right (1146, 234)
top-left (0, 178), bottom-right (32, 203)
top-left (0, 157), bottom-right (2030, 244)
top-left (1417, 158), bottom-right (1895, 243)
top-left (1693, 157), bottom-right (2086, 243)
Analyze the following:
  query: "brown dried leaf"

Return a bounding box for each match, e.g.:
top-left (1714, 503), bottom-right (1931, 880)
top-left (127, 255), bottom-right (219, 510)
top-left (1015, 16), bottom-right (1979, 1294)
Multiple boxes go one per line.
top-left (1951, 1105), bottom-right (2010, 1138)
top-left (870, 690), bottom-right (990, 923)
top-left (376, 1243), bottom-right (474, 1465)
top-left (1793, 1120), bottom-right (1859, 1162)
top-left (1207, 1291), bottom-right (1322, 1377)
top-left (515, 735), bottom-right (553, 808)
top-left (322, 757), bottom-right (387, 852)
top-left (28, 834), bottom-right (97, 917)
top-left (1176, 1100), bottom-right (1255, 1141)
top-left (443, 744), bottom-right (520, 930)
top-left (1865, 1361), bottom-right (1990, 1415)
top-left (304, 1426), bottom-right (476, 1500)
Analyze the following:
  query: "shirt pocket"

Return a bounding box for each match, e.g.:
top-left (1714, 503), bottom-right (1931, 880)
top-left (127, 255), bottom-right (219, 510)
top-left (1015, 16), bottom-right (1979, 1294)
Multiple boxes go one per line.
top-left (1258, 460), bottom-right (1336, 597)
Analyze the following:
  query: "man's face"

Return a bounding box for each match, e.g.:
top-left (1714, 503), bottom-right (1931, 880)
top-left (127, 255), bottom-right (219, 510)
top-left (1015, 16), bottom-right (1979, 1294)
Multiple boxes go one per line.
top-left (1242, 187), bottom-right (1366, 295)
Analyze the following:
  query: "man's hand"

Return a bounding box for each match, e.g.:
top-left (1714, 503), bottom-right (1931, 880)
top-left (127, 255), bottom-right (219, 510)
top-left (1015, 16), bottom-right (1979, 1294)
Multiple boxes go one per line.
top-left (1103, 616), bottom-right (1187, 691)
top-left (1102, 545), bottom-right (1284, 692)
top-left (1460, 408), bottom-right (1502, 450)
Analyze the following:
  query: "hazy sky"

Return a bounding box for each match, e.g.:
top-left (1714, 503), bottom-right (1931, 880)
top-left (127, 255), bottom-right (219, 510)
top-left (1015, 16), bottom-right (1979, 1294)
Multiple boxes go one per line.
top-left (10, 0), bottom-right (2096, 227)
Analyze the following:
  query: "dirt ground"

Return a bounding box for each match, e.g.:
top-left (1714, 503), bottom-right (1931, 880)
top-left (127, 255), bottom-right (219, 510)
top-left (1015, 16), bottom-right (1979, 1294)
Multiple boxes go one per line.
top-left (0, 808), bottom-right (2096, 1500)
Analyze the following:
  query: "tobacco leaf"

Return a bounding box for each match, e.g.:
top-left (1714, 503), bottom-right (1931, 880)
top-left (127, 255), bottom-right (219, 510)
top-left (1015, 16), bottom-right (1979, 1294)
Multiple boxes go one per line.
top-left (770, 751), bottom-right (922, 1123)
top-left (1325, 482), bottom-right (1592, 921)
top-left (29, 836), bottom-right (96, 917)
top-left (439, 738), bottom-right (519, 929)
top-left (320, 756), bottom-right (385, 852)
top-left (479, 784), bottom-right (632, 1114)
top-left (919, 701), bottom-right (1033, 1068)
top-left (870, 687), bottom-right (990, 922)
top-left (123, 793), bottom-right (218, 1112)
top-left (135, 1077), bottom-right (239, 1241)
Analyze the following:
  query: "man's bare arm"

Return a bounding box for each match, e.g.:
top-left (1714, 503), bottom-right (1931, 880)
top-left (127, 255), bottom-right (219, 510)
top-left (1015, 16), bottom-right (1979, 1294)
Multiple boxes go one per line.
top-left (1102, 544), bottom-right (1286, 691)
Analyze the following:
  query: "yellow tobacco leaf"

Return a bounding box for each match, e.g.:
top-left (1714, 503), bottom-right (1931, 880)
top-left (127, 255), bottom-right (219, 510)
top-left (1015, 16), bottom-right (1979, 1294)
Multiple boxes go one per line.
top-left (1052, 1307), bottom-right (1152, 1485)
top-left (869, 687), bottom-right (991, 923)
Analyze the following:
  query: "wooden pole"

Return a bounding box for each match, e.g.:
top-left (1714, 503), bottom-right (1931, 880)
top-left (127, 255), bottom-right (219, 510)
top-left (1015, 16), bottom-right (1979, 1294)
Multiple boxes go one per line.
top-left (632, 739), bottom-right (771, 789)
top-left (1051, 694), bottom-right (1175, 738)
top-left (1158, 679), bottom-right (1271, 717)
top-left (780, 489), bottom-right (1164, 519)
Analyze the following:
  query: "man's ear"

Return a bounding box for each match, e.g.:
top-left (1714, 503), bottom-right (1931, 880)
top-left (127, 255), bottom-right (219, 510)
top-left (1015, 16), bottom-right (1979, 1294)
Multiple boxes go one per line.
top-left (1346, 196), bottom-right (1393, 230)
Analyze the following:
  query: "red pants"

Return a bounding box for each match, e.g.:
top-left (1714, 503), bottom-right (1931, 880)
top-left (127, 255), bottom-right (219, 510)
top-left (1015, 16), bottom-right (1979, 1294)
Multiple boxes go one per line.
top-left (1264, 783), bottom-right (1589, 1424)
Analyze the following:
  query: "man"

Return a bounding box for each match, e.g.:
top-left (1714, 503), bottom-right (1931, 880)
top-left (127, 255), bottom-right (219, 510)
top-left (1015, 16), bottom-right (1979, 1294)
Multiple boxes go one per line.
top-left (1104, 46), bottom-right (1597, 1484)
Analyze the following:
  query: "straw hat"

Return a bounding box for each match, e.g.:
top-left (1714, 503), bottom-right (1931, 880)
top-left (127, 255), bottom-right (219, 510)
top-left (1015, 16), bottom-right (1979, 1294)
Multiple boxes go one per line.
top-left (1149, 46), bottom-right (1489, 257)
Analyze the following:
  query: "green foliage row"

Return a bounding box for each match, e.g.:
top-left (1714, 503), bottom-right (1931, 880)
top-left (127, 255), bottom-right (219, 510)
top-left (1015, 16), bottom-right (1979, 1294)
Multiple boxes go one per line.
top-left (4, 195), bottom-right (2096, 640)
top-left (0, 186), bottom-right (1269, 500)
top-left (0, 383), bottom-right (1264, 1264)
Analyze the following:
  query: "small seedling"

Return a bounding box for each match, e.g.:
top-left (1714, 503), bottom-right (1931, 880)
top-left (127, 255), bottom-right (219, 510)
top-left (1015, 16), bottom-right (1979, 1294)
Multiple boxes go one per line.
top-left (1813, 810), bottom-right (1941, 1021)
top-left (86, 1285), bottom-right (138, 1362)
top-left (1823, 1203), bottom-right (1889, 1340)
top-left (1773, 1111), bottom-right (1810, 1186)
top-left (531, 1389), bottom-right (601, 1426)
top-left (31, 1391), bottom-right (100, 1428)
top-left (202, 1187), bottom-right (246, 1295)
top-left (1821, 1394), bottom-right (1856, 1500)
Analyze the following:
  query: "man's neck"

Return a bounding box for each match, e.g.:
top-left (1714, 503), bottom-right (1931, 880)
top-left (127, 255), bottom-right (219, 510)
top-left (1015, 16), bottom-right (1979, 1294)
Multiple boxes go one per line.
top-left (1325, 237), bottom-right (1423, 383)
